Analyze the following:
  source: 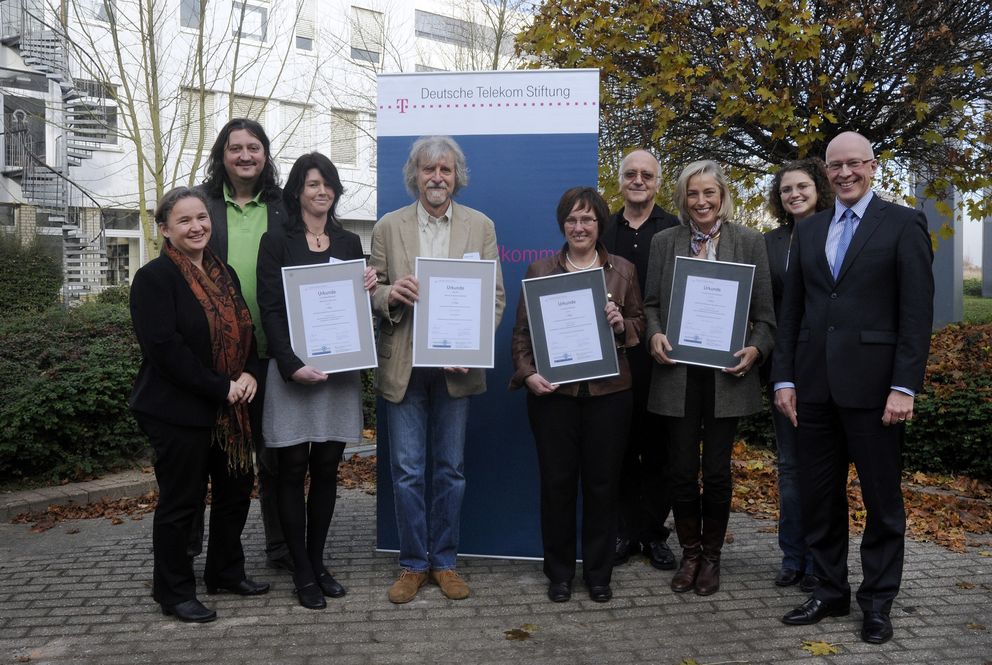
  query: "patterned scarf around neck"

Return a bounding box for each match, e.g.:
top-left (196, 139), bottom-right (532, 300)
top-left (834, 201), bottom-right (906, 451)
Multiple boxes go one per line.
top-left (163, 240), bottom-right (254, 472)
top-left (689, 218), bottom-right (723, 259)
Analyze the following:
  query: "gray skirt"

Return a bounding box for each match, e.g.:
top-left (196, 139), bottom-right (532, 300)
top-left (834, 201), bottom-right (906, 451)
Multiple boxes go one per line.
top-left (262, 361), bottom-right (363, 448)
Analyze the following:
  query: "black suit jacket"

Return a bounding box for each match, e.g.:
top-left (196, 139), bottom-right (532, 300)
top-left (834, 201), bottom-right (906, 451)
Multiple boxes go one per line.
top-left (257, 222), bottom-right (366, 380)
top-left (759, 223), bottom-right (794, 385)
top-left (199, 185), bottom-right (288, 262)
top-left (129, 252), bottom-right (260, 427)
top-left (770, 194), bottom-right (933, 408)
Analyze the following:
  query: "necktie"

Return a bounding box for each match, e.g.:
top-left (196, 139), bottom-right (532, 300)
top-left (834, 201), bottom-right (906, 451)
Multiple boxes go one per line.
top-left (833, 209), bottom-right (856, 279)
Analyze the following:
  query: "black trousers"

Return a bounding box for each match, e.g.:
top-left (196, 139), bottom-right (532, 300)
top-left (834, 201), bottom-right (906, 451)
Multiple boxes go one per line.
top-left (617, 346), bottom-right (672, 544)
top-left (527, 389), bottom-right (631, 587)
top-left (252, 359), bottom-right (288, 560)
top-left (797, 399), bottom-right (905, 613)
top-left (137, 413), bottom-right (253, 606)
top-left (665, 366), bottom-right (738, 505)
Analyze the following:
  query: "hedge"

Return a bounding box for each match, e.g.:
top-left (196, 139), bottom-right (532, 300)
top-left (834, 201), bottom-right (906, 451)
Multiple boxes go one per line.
top-left (0, 300), bottom-right (146, 482)
top-left (738, 323), bottom-right (992, 482)
top-left (0, 234), bottom-right (62, 315)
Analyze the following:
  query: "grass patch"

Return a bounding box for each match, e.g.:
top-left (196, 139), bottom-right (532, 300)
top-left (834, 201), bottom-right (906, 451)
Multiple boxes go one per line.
top-left (964, 295), bottom-right (992, 324)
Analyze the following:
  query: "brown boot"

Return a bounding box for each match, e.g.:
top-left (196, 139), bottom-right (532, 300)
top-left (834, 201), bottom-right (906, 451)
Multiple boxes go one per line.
top-left (695, 499), bottom-right (730, 596)
top-left (670, 501), bottom-right (702, 593)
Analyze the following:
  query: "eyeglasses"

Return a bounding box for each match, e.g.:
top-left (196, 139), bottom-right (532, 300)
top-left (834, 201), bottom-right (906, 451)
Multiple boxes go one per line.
top-left (826, 159), bottom-right (874, 172)
top-left (622, 170), bottom-right (657, 182)
top-left (563, 216), bottom-right (598, 228)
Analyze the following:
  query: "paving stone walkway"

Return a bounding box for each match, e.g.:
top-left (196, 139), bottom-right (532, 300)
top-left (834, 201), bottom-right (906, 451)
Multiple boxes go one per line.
top-left (1, 485), bottom-right (990, 664)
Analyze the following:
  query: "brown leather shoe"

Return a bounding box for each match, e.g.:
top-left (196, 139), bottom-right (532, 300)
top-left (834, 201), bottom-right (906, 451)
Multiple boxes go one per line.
top-left (671, 547), bottom-right (702, 592)
top-left (431, 569), bottom-right (470, 600)
top-left (694, 555), bottom-right (720, 595)
top-left (387, 570), bottom-right (428, 604)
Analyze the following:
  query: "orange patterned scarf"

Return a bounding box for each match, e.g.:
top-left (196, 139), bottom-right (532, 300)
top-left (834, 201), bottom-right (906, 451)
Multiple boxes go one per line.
top-left (164, 241), bottom-right (254, 472)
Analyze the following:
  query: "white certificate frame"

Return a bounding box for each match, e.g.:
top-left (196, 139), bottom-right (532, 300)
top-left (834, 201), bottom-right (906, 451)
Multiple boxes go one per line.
top-left (521, 268), bottom-right (619, 385)
top-left (281, 259), bottom-right (378, 374)
top-left (412, 257), bottom-right (498, 368)
top-left (666, 256), bottom-right (755, 369)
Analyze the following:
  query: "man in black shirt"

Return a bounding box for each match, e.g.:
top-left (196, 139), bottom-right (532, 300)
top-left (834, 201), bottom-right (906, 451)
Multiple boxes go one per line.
top-left (601, 149), bottom-right (680, 570)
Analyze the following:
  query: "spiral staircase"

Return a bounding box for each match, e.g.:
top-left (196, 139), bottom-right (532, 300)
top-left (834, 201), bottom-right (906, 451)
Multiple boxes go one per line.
top-left (1, 1), bottom-right (106, 301)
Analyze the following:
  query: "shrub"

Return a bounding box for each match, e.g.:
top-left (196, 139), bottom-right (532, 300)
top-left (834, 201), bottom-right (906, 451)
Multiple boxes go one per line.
top-left (361, 368), bottom-right (376, 430)
top-left (963, 277), bottom-right (982, 297)
top-left (907, 323), bottom-right (992, 481)
top-left (0, 234), bottom-right (62, 317)
top-left (94, 284), bottom-right (131, 305)
top-left (0, 300), bottom-right (147, 482)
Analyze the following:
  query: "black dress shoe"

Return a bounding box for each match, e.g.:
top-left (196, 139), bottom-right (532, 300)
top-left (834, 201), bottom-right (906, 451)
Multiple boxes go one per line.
top-left (206, 577), bottom-right (270, 596)
top-left (613, 537), bottom-right (636, 566)
top-left (547, 581), bottom-right (571, 603)
top-left (645, 540), bottom-right (677, 570)
top-left (295, 583), bottom-right (327, 610)
top-left (588, 585), bottom-right (613, 603)
top-left (861, 611), bottom-right (893, 644)
top-left (774, 567), bottom-right (802, 587)
top-left (161, 598), bottom-right (216, 623)
top-left (799, 573), bottom-right (821, 593)
top-left (317, 572), bottom-right (347, 598)
top-left (781, 597), bottom-right (850, 625)
top-left (266, 553), bottom-right (295, 573)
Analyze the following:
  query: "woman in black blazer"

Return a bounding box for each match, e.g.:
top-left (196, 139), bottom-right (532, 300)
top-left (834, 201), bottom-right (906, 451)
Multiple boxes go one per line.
top-left (256, 153), bottom-right (376, 610)
top-left (130, 187), bottom-right (268, 623)
top-left (763, 159), bottom-right (833, 592)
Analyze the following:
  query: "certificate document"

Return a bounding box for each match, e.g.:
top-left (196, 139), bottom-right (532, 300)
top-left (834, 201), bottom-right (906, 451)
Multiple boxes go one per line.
top-left (280, 259), bottom-right (377, 374)
top-left (427, 276), bottom-right (482, 350)
top-left (538, 288), bottom-right (603, 367)
top-left (678, 275), bottom-right (738, 352)
top-left (299, 280), bottom-right (361, 357)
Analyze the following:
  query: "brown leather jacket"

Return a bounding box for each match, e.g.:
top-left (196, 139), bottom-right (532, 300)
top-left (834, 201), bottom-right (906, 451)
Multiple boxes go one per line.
top-left (510, 243), bottom-right (644, 397)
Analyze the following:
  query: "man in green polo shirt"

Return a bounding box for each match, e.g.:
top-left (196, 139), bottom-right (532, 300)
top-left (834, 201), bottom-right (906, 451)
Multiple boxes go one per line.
top-left (192, 118), bottom-right (292, 572)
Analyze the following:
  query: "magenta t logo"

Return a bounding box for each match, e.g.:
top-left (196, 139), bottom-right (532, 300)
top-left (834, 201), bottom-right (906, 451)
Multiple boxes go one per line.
top-left (397, 98), bottom-right (409, 113)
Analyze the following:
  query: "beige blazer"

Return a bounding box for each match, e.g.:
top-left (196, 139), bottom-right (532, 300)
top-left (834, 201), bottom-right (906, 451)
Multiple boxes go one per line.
top-left (370, 201), bottom-right (506, 403)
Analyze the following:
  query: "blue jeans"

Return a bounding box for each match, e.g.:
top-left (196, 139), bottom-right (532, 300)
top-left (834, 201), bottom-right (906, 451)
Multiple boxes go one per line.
top-left (385, 368), bottom-right (470, 572)
top-left (770, 390), bottom-right (813, 573)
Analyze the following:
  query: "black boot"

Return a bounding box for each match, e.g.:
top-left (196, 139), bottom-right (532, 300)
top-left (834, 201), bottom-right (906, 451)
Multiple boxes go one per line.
top-left (670, 500), bottom-right (702, 593)
top-left (695, 499), bottom-right (730, 596)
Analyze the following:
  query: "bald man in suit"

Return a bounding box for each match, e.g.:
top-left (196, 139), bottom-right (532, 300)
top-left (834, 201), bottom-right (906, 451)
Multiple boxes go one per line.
top-left (771, 132), bottom-right (933, 644)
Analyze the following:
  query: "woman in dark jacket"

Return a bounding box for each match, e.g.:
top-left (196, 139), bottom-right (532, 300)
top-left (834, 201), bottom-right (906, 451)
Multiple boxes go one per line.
top-left (510, 187), bottom-right (645, 604)
top-left (643, 160), bottom-right (775, 596)
top-left (763, 158), bottom-right (833, 591)
top-left (130, 186), bottom-right (268, 623)
top-left (256, 152), bottom-right (376, 609)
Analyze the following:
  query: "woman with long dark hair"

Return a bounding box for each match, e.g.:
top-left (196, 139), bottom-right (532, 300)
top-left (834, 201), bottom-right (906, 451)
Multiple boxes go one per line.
top-left (256, 152), bottom-right (376, 609)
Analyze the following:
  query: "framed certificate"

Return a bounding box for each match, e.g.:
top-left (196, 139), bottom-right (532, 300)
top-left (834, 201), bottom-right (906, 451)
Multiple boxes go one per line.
top-left (666, 256), bottom-right (755, 369)
top-left (281, 259), bottom-right (377, 373)
top-left (412, 257), bottom-right (498, 368)
top-left (521, 267), bottom-right (619, 385)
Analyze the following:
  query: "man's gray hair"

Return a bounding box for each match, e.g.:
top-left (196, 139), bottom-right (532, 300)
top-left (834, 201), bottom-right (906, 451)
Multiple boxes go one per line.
top-left (403, 136), bottom-right (469, 198)
top-left (617, 149), bottom-right (660, 189)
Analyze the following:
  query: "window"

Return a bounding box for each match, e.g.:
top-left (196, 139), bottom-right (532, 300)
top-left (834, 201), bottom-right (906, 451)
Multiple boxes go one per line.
top-left (181, 0), bottom-right (202, 29)
top-left (181, 89), bottom-right (215, 151)
top-left (330, 110), bottom-right (358, 165)
top-left (232, 2), bottom-right (267, 42)
top-left (231, 94), bottom-right (267, 123)
top-left (106, 238), bottom-right (131, 286)
top-left (80, 0), bottom-right (115, 22)
top-left (73, 78), bottom-right (116, 100)
top-left (281, 103), bottom-right (312, 159)
top-left (350, 7), bottom-right (384, 63)
top-left (415, 63), bottom-right (446, 73)
top-left (295, 0), bottom-right (314, 50)
top-left (0, 204), bottom-right (15, 227)
top-left (102, 209), bottom-right (140, 231)
top-left (414, 10), bottom-right (476, 48)
top-left (68, 103), bottom-right (117, 145)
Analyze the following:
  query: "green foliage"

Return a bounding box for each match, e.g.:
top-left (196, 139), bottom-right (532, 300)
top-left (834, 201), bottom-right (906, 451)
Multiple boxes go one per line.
top-left (964, 295), bottom-right (992, 324)
top-left (94, 284), bottom-right (131, 305)
top-left (907, 324), bottom-right (992, 481)
top-left (0, 234), bottom-right (62, 317)
top-left (738, 324), bottom-right (992, 481)
top-left (361, 368), bottom-right (376, 430)
top-left (0, 301), bottom-right (146, 482)
top-left (963, 277), bottom-right (983, 297)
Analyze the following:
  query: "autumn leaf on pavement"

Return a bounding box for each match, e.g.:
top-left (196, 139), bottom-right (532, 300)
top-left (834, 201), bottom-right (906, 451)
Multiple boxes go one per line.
top-left (801, 640), bottom-right (839, 655)
top-left (504, 624), bottom-right (538, 641)
top-left (967, 622), bottom-right (987, 631)
top-left (678, 659), bottom-right (700, 665)
top-left (957, 581), bottom-right (976, 589)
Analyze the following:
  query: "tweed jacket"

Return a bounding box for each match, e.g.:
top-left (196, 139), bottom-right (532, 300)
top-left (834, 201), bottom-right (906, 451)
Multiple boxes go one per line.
top-left (642, 221), bottom-right (775, 418)
top-left (369, 201), bottom-right (505, 403)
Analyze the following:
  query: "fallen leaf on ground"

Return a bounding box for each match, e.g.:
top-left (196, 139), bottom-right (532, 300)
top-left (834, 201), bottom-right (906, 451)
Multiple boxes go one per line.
top-left (957, 581), bottom-right (976, 589)
top-left (504, 627), bottom-right (533, 641)
top-left (967, 622), bottom-right (986, 631)
top-left (801, 640), bottom-right (838, 655)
